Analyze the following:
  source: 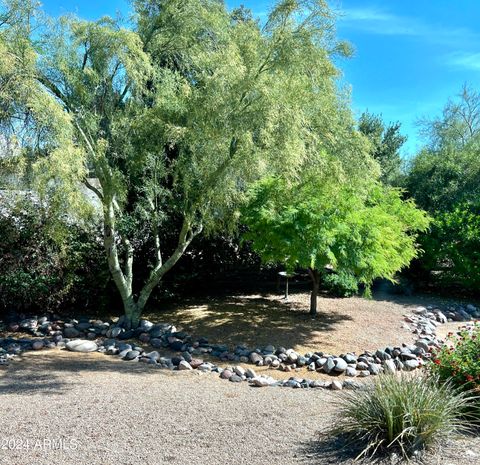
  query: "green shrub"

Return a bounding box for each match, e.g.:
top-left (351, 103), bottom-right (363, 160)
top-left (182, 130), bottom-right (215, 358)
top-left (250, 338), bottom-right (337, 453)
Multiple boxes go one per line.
top-left (419, 203), bottom-right (480, 291)
top-left (0, 199), bottom-right (110, 314)
top-left (332, 374), bottom-right (474, 459)
top-left (322, 271), bottom-right (358, 297)
top-left (430, 322), bottom-right (480, 392)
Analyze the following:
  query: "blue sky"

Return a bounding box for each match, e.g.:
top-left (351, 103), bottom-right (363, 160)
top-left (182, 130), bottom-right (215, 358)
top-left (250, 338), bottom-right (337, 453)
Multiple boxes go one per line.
top-left (39, 0), bottom-right (480, 157)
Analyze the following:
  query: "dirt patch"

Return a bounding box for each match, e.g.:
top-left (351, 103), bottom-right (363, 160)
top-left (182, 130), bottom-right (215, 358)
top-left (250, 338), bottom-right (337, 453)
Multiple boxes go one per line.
top-left (144, 291), bottom-right (433, 356)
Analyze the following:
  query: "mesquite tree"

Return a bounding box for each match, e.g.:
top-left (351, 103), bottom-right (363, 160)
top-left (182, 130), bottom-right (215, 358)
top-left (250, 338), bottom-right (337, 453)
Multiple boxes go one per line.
top-left (1, 0), bottom-right (374, 327)
top-left (243, 175), bottom-right (429, 316)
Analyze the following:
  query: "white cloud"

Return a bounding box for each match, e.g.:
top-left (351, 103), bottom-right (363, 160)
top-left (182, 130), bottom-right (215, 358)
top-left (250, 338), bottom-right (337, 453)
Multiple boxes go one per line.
top-left (338, 6), bottom-right (478, 46)
top-left (445, 52), bottom-right (480, 71)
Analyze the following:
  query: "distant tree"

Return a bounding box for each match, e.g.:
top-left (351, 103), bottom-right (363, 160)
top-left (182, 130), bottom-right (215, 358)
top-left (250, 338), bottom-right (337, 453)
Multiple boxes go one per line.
top-left (243, 175), bottom-right (429, 316)
top-left (418, 84), bottom-right (480, 151)
top-left (359, 111), bottom-right (407, 186)
top-left (2, 0), bottom-right (375, 327)
top-left (407, 85), bottom-right (480, 212)
top-left (406, 85), bottom-right (480, 290)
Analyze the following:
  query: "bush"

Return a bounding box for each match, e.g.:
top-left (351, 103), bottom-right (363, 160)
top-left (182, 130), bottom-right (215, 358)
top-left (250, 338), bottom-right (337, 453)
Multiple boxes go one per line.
top-left (0, 198), bottom-right (110, 315)
top-left (322, 271), bottom-right (358, 297)
top-left (419, 203), bottom-right (480, 292)
top-left (430, 322), bottom-right (480, 393)
top-left (332, 374), bottom-right (474, 459)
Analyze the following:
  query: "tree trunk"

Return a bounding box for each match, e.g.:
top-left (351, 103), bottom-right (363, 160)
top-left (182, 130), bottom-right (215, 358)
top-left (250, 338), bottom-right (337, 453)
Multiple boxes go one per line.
top-left (123, 297), bottom-right (142, 330)
top-left (308, 268), bottom-right (319, 317)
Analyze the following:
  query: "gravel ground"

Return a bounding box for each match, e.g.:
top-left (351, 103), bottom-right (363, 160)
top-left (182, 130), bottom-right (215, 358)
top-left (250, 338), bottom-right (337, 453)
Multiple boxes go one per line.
top-left (0, 351), bottom-right (479, 465)
top-left (149, 292), bottom-right (418, 356)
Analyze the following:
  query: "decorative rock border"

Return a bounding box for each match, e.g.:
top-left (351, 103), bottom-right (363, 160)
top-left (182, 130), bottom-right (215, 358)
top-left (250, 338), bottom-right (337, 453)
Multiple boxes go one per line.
top-left (0, 302), bottom-right (477, 390)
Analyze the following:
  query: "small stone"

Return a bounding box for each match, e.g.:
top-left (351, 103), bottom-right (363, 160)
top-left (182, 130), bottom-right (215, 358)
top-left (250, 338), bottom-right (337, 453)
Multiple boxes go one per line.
top-left (368, 363), bottom-right (381, 375)
top-left (344, 353), bottom-right (357, 364)
top-left (263, 344), bottom-right (275, 354)
top-left (178, 361), bottom-right (193, 370)
top-left (310, 380), bottom-right (328, 388)
top-left (403, 359), bottom-right (419, 371)
top-left (171, 356), bottom-right (184, 366)
top-left (197, 363), bottom-right (213, 372)
top-left (414, 306), bottom-right (428, 315)
top-left (229, 374), bottom-right (243, 383)
top-left (356, 361), bottom-right (369, 370)
top-left (345, 367), bottom-right (357, 377)
top-left (75, 322), bottom-right (91, 331)
top-left (150, 338), bottom-right (163, 348)
top-left (66, 340), bottom-right (98, 353)
top-left (287, 351), bottom-right (298, 363)
top-left (415, 339), bottom-right (430, 352)
top-left (330, 380), bottom-right (343, 390)
top-left (124, 350), bottom-right (140, 361)
top-left (64, 327), bottom-right (81, 338)
top-left (375, 350), bottom-right (391, 361)
top-left (249, 352), bottom-right (263, 365)
top-left (234, 366), bottom-right (246, 377)
top-left (333, 357), bottom-right (348, 372)
top-left (139, 319), bottom-right (154, 331)
top-left (251, 376), bottom-right (276, 387)
top-left (31, 341), bottom-right (44, 351)
top-left (297, 356), bottom-right (307, 367)
top-left (220, 369), bottom-right (233, 380)
top-left (245, 368), bottom-right (257, 379)
top-left (383, 359), bottom-right (396, 374)
top-left (111, 327), bottom-right (123, 338)
top-left (190, 359), bottom-right (204, 369)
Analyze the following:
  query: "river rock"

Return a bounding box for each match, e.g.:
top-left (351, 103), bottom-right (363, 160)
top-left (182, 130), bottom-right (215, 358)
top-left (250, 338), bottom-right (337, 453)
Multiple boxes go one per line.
top-left (333, 357), bottom-right (348, 372)
top-left (383, 359), bottom-right (396, 374)
top-left (178, 361), bottom-right (192, 370)
top-left (66, 340), bottom-right (98, 353)
top-left (31, 340), bottom-right (44, 350)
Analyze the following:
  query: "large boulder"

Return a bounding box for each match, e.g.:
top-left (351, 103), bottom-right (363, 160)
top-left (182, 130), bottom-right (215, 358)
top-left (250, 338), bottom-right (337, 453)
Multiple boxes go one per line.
top-left (66, 340), bottom-right (98, 353)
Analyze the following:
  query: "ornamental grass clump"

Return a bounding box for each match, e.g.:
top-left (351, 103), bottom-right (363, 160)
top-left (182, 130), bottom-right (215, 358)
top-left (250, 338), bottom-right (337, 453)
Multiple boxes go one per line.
top-left (332, 374), bottom-right (475, 459)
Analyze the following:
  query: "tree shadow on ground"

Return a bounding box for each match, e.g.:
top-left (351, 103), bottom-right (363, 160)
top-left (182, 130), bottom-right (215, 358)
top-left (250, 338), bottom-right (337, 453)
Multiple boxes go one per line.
top-left (150, 295), bottom-right (353, 351)
top-left (0, 350), bottom-right (175, 396)
top-left (371, 281), bottom-right (480, 310)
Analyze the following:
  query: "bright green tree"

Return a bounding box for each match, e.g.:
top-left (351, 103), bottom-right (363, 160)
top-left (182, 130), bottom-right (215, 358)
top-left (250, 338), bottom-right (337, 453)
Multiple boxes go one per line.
top-left (2, 0), bottom-right (377, 327)
top-left (243, 175), bottom-right (429, 316)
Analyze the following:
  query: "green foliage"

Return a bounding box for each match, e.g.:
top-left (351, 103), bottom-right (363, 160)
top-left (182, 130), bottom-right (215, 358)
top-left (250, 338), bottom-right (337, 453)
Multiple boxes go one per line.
top-left (406, 145), bottom-right (480, 213)
top-left (420, 203), bottom-right (480, 290)
top-left (0, 196), bottom-right (110, 313)
top-left (430, 322), bottom-right (480, 393)
top-left (359, 111), bottom-right (407, 186)
top-left (332, 374), bottom-right (474, 459)
top-left (406, 85), bottom-right (480, 291)
top-left (321, 271), bottom-right (358, 297)
top-left (1, 0), bottom-right (380, 322)
top-left (243, 175), bottom-right (429, 294)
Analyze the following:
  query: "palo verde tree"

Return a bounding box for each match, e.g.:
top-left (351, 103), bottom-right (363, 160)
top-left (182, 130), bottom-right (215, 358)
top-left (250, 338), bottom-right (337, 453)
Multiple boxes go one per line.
top-left (243, 174), bottom-right (429, 316)
top-left (3, 0), bottom-right (369, 327)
